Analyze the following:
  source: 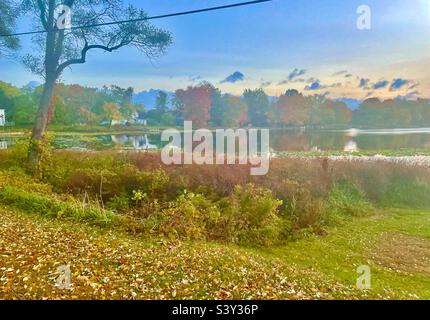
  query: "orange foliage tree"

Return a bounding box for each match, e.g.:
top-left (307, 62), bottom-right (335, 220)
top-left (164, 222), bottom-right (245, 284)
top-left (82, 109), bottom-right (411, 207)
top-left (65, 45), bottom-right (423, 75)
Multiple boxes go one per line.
top-left (175, 83), bottom-right (213, 128)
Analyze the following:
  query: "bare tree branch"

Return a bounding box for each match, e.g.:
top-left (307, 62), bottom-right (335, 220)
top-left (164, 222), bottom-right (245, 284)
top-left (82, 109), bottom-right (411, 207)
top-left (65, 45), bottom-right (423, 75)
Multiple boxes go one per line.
top-left (56, 40), bottom-right (129, 76)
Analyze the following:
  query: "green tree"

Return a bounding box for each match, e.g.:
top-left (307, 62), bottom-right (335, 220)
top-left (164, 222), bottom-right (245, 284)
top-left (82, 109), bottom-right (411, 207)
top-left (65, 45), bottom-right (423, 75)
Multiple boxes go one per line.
top-left (103, 102), bottom-right (122, 127)
top-left (211, 94), bottom-right (247, 127)
top-left (243, 88), bottom-right (269, 127)
top-left (0, 0), bottom-right (19, 55)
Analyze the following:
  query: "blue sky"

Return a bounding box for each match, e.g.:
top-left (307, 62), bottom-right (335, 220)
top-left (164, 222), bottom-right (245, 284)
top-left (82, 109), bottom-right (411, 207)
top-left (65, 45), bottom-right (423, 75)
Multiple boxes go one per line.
top-left (1, 0), bottom-right (429, 99)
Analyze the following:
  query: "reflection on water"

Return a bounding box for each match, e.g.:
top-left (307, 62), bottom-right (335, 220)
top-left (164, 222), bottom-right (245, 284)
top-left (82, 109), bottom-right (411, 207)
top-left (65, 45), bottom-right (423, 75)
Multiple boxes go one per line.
top-left (339, 128), bottom-right (430, 136)
top-left (344, 140), bottom-right (358, 152)
top-left (111, 134), bottom-right (157, 150)
top-left (2, 128), bottom-right (430, 152)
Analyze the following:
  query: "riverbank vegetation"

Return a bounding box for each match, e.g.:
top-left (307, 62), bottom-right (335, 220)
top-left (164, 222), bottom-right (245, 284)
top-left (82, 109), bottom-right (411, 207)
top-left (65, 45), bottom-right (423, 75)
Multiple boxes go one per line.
top-left (1, 145), bottom-right (430, 244)
top-left (1, 145), bottom-right (430, 299)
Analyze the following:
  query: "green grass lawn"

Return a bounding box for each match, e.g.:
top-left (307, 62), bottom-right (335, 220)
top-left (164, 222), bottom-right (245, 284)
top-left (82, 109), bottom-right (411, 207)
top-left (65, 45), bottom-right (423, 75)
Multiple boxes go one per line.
top-left (259, 209), bottom-right (430, 299)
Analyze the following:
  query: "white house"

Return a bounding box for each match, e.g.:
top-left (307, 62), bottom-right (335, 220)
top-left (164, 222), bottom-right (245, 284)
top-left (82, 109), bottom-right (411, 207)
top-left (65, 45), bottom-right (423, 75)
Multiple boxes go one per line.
top-left (0, 109), bottom-right (5, 127)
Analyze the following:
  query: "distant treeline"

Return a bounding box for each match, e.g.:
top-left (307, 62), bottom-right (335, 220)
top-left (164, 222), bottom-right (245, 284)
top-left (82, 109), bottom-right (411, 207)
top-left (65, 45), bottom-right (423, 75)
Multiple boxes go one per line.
top-left (1, 80), bottom-right (429, 128)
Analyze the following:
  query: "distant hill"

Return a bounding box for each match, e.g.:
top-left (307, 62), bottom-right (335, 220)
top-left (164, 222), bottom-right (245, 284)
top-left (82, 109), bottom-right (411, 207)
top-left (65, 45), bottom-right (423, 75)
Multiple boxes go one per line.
top-left (23, 81), bottom-right (41, 91)
top-left (132, 89), bottom-right (175, 110)
top-left (335, 98), bottom-right (361, 110)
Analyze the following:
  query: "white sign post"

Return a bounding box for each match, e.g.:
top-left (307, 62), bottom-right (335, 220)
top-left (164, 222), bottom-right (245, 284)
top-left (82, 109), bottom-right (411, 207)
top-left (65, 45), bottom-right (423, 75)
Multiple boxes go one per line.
top-left (0, 109), bottom-right (5, 127)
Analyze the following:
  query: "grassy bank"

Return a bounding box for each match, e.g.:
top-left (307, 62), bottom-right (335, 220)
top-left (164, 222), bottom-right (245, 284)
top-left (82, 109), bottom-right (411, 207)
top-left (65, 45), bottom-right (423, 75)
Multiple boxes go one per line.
top-left (0, 147), bottom-right (429, 299)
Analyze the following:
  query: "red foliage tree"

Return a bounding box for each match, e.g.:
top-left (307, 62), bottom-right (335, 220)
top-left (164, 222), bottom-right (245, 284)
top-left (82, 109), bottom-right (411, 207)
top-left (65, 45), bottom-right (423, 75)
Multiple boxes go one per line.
top-left (175, 83), bottom-right (213, 127)
top-left (276, 93), bottom-right (311, 126)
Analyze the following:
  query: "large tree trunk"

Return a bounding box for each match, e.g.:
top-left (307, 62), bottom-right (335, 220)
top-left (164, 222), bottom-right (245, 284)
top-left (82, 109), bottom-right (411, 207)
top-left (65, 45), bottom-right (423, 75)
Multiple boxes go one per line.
top-left (27, 0), bottom-right (60, 171)
top-left (28, 74), bottom-right (56, 169)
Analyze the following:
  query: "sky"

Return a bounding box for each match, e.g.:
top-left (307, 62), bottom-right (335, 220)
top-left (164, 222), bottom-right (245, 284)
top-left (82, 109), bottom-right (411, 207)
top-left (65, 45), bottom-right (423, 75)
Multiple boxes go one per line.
top-left (1, 0), bottom-right (429, 99)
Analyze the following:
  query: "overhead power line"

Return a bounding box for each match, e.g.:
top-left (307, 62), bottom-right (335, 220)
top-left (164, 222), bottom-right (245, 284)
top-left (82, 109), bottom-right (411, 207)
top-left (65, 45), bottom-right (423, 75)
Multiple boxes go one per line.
top-left (0, 0), bottom-right (272, 37)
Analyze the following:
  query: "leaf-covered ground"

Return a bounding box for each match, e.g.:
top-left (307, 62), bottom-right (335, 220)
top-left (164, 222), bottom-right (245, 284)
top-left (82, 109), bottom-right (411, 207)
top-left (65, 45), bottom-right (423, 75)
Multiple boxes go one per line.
top-left (0, 207), bottom-right (372, 300)
top-left (1, 207), bottom-right (429, 300)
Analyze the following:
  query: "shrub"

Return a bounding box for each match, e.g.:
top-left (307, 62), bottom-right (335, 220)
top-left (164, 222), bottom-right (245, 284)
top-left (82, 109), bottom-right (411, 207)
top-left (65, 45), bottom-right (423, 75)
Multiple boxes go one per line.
top-left (218, 184), bottom-right (284, 246)
top-left (141, 191), bottom-right (220, 241)
top-left (286, 191), bottom-right (327, 233)
top-left (327, 181), bottom-right (373, 218)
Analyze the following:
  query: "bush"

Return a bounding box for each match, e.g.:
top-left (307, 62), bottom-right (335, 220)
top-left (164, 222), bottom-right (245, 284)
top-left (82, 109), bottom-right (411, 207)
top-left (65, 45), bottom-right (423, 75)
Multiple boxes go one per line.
top-left (218, 184), bottom-right (284, 246)
top-left (327, 181), bottom-right (373, 218)
top-left (141, 191), bottom-right (220, 241)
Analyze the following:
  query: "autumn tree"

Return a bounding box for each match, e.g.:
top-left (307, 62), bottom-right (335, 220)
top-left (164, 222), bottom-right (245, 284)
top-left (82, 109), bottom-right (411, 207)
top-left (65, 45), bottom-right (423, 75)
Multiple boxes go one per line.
top-left (11, 0), bottom-right (172, 168)
top-left (243, 88), bottom-right (269, 127)
top-left (211, 94), bottom-right (247, 127)
top-left (276, 91), bottom-right (311, 126)
top-left (103, 102), bottom-right (122, 126)
top-left (333, 101), bottom-right (352, 125)
top-left (175, 83), bottom-right (213, 128)
top-left (79, 106), bottom-right (98, 126)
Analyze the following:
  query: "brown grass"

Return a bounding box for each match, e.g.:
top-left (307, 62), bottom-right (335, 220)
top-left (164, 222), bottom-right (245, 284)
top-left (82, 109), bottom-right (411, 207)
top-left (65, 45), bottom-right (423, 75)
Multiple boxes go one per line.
top-left (373, 232), bottom-right (430, 275)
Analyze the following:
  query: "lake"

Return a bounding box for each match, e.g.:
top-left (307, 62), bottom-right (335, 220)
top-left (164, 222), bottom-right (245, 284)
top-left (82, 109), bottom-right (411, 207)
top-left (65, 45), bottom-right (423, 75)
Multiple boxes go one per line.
top-left (2, 128), bottom-right (430, 152)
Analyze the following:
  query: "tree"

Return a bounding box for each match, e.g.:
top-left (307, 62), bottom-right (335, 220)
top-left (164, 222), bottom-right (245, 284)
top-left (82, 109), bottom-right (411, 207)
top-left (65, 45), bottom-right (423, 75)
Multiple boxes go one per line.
top-left (285, 89), bottom-right (299, 97)
top-left (243, 88), bottom-right (269, 127)
top-left (209, 87), bottom-right (223, 126)
top-left (103, 102), bottom-right (122, 126)
top-left (15, 0), bottom-right (172, 168)
top-left (211, 94), bottom-right (247, 127)
top-left (79, 106), bottom-right (98, 126)
top-left (0, 0), bottom-right (19, 55)
top-left (155, 91), bottom-right (168, 114)
top-left (333, 101), bottom-right (352, 125)
top-left (276, 91), bottom-right (311, 126)
top-left (175, 83), bottom-right (213, 128)
top-left (147, 90), bottom-right (169, 124)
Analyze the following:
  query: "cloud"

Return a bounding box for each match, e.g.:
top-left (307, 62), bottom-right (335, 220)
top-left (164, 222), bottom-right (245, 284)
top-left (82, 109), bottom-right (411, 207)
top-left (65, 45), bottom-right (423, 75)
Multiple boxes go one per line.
top-left (389, 78), bottom-right (409, 91)
top-left (396, 90), bottom-right (419, 101)
top-left (304, 81), bottom-right (322, 91)
top-left (221, 71), bottom-right (245, 84)
top-left (373, 80), bottom-right (389, 90)
top-left (189, 75), bottom-right (202, 82)
top-left (332, 70), bottom-right (348, 76)
top-left (303, 80), bottom-right (341, 91)
top-left (408, 83), bottom-right (419, 90)
top-left (288, 68), bottom-right (307, 81)
top-left (365, 91), bottom-right (374, 98)
top-left (345, 74), bottom-right (353, 78)
top-left (260, 80), bottom-right (272, 87)
top-left (278, 68), bottom-right (307, 85)
top-left (359, 78), bottom-right (370, 88)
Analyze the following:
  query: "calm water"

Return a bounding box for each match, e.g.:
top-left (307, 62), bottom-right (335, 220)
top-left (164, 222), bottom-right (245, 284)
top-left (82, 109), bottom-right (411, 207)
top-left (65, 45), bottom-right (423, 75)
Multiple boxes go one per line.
top-left (2, 128), bottom-right (430, 152)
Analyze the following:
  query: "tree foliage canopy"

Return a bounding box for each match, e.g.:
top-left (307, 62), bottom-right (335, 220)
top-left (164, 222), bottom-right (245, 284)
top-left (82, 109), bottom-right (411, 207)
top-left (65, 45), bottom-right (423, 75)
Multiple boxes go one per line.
top-left (0, 0), bottom-right (19, 55)
top-left (20, 0), bottom-right (172, 78)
